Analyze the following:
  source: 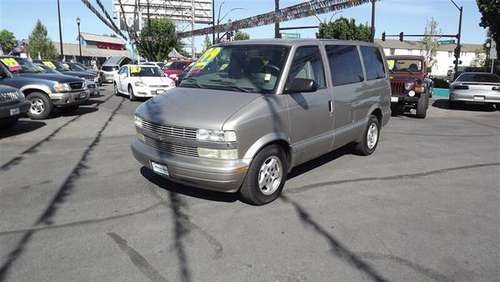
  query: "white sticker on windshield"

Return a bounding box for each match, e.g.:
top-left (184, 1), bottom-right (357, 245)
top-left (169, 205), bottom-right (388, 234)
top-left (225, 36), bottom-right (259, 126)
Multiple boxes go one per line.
top-left (264, 73), bottom-right (271, 81)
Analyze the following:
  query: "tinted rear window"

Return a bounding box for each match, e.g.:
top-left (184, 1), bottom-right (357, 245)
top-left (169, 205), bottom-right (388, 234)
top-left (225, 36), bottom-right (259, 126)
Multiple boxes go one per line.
top-left (360, 46), bottom-right (385, 80)
top-left (102, 66), bottom-right (118, 71)
top-left (326, 45), bottom-right (364, 86)
top-left (456, 73), bottom-right (500, 83)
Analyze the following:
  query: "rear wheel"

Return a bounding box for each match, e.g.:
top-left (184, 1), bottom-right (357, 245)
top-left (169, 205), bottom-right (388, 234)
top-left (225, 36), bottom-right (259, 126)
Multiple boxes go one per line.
top-left (128, 85), bottom-right (136, 101)
top-left (416, 93), bottom-right (428, 118)
top-left (354, 115), bottom-right (380, 156)
top-left (240, 145), bottom-right (287, 205)
top-left (26, 92), bottom-right (53, 120)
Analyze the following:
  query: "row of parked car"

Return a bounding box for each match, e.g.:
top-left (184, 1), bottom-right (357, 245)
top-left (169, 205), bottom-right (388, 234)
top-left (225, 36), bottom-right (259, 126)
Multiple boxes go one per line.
top-left (0, 56), bottom-right (100, 127)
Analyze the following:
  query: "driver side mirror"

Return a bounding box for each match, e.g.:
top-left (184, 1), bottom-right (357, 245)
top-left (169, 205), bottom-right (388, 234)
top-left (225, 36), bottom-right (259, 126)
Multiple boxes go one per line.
top-left (285, 78), bottom-right (317, 94)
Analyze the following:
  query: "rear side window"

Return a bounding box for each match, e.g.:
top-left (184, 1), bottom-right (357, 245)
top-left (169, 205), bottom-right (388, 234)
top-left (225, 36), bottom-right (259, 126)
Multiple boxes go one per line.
top-left (287, 46), bottom-right (326, 89)
top-left (360, 46), bottom-right (386, 80)
top-left (326, 45), bottom-right (364, 86)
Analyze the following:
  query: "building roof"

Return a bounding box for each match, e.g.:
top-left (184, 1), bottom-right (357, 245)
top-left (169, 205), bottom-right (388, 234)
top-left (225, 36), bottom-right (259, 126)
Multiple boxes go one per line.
top-left (375, 39), bottom-right (483, 53)
top-left (80, 32), bottom-right (125, 45)
top-left (53, 42), bottom-right (130, 58)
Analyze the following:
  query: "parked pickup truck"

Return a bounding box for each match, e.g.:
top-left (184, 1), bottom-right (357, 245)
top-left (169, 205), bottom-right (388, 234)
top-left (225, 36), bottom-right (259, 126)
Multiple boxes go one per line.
top-left (0, 56), bottom-right (89, 119)
top-left (0, 84), bottom-right (30, 128)
top-left (387, 55), bottom-right (433, 118)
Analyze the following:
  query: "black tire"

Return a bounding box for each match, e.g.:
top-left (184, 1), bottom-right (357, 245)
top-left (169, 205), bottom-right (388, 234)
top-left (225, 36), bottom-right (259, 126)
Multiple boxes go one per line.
top-left (354, 115), bottom-right (380, 156)
top-left (128, 85), bottom-right (136, 101)
top-left (416, 94), bottom-right (428, 119)
top-left (240, 145), bottom-right (288, 205)
top-left (26, 92), bottom-right (53, 120)
top-left (113, 82), bottom-right (119, 96)
top-left (0, 116), bottom-right (19, 128)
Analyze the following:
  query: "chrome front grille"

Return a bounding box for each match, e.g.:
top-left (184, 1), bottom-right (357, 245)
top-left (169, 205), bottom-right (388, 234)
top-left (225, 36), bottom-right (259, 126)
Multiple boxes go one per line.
top-left (0, 92), bottom-right (18, 104)
top-left (142, 120), bottom-right (197, 140)
top-left (143, 135), bottom-right (198, 157)
top-left (391, 81), bottom-right (405, 95)
top-left (69, 82), bottom-right (84, 90)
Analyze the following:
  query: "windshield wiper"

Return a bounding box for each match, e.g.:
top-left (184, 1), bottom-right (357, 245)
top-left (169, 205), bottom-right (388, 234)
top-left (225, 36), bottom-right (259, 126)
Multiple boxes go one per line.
top-left (208, 79), bottom-right (253, 93)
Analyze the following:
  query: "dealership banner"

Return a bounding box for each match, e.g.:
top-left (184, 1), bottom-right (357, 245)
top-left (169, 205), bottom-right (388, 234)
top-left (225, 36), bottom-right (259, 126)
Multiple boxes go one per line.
top-left (178, 0), bottom-right (373, 38)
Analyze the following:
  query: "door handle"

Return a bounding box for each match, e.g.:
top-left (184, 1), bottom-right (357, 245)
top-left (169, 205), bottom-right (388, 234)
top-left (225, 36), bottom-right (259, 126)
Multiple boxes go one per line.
top-left (328, 100), bottom-right (333, 113)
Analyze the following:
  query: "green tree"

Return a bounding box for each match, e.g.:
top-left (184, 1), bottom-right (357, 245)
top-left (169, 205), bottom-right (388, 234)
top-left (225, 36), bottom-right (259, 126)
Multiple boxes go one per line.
top-left (317, 17), bottom-right (371, 42)
top-left (477, 0), bottom-right (500, 55)
top-left (0, 29), bottom-right (17, 55)
top-left (422, 17), bottom-right (441, 71)
top-left (138, 18), bottom-right (183, 61)
top-left (233, 31), bottom-right (250, 41)
top-left (27, 20), bottom-right (58, 59)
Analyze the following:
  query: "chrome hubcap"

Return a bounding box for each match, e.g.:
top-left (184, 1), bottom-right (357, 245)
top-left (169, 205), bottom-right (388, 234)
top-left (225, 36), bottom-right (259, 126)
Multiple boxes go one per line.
top-left (258, 156), bottom-right (283, 195)
top-left (367, 122), bottom-right (378, 150)
top-left (30, 98), bottom-right (45, 115)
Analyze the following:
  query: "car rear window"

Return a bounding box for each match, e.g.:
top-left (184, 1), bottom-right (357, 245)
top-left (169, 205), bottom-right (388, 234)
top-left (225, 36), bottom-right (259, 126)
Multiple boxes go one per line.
top-left (456, 73), bottom-right (500, 83)
top-left (102, 66), bottom-right (118, 71)
top-left (360, 46), bottom-right (386, 80)
top-left (326, 45), bottom-right (364, 86)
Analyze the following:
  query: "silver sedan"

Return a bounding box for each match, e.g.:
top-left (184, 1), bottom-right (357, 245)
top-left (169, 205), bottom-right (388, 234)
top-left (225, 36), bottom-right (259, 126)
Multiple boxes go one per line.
top-left (449, 72), bottom-right (500, 108)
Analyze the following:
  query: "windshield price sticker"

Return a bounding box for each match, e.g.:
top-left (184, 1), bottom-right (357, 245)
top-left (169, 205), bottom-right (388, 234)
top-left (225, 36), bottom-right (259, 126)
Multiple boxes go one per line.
top-left (130, 65), bottom-right (141, 74)
top-left (193, 47), bottom-right (221, 70)
top-left (43, 61), bottom-right (56, 69)
top-left (387, 60), bottom-right (395, 71)
top-left (62, 63), bottom-right (70, 70)
top-left (0, 58), bottom-right (21, 72)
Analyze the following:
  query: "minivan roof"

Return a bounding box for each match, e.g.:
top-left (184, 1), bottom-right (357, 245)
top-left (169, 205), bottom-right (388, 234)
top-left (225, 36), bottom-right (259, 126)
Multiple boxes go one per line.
top-left (215, 38), bottom-right (381, 48)
top-left (386, 55), bottom-right (425, 60)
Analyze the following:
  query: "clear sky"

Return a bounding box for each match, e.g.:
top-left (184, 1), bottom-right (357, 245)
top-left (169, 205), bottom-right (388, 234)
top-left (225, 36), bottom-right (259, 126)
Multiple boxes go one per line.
top-left (0, 0), bottom-right (488, 53)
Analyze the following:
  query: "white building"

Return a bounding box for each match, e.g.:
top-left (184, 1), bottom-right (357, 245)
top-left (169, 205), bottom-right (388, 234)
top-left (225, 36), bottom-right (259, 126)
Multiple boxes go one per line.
top-left (375, 39), bottom-right (485, 77)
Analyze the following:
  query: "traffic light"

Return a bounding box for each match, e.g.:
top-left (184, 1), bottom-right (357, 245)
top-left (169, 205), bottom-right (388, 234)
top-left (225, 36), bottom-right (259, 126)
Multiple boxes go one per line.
top-left (382, 32), bottom-right (386, 41)
top-left (399, 32), bottom-right (404, 42)
top-left (454, 46), bottom-right (461, 58)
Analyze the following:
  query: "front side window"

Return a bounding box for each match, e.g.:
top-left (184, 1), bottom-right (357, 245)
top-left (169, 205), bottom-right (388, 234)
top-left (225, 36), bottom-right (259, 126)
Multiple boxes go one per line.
top-left (180, 45), bottom-right (290, 94)
top-left (360, 46), bottom-right (386, 80)
top-left (286, 46), bottom-right (326, 90)
top-left (326, 45), bottom-right (364, 86)
top-left (118, 66), bottom-right (127, 75)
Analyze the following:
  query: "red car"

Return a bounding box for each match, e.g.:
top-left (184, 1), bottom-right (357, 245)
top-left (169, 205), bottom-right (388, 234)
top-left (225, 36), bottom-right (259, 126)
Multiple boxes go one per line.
top-left (162, 61), bottom-right (192, 81)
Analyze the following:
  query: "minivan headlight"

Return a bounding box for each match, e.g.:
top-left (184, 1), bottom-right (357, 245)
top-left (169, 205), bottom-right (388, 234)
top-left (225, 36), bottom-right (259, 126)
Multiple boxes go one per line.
top-left (197, 148), bottom-right (238, 160)
top-left (196, 129), bottom-right (237, 142)
top-left (134, 115), bottom-right (144, 128)
top-left (53, 82), bottom-right (71, 92)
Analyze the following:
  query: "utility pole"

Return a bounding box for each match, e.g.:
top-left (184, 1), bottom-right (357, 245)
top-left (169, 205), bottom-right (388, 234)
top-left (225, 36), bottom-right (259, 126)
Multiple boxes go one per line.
top-left (57, 0), bottom-right (64, 60)
top-left (370, 0), bottom-right (376, 42)
top-left (449, 0), bottom-right (463, 76)
top-left (191, 0), bottom-right (195, 59)
top-left (76, 18), bottom-right (82, 63)
top-left (212, 0), bottom-right (215, 44)
top-left (274, 0), bottom-right (281, 39)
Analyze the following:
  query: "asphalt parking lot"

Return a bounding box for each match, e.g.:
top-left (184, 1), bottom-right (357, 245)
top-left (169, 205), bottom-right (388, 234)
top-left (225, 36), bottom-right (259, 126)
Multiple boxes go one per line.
top-left (0, 84), bottom-right (499, 282)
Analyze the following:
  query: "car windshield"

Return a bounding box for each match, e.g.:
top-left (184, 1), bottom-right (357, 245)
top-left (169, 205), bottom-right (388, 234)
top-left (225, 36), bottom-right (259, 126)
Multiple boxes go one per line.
top-left (0, 57), bottom-right (44, 74)
top-left (456, 73), bottom-right (500, 83)
top-left (69, 63), bottom-right (87, 71)
top-left (180, 45), bottom-right (290, 94)
top-left (387, 59), bottom-right (423, 72)
top-left (35, 64), bottom-right (60, 74)
top-left (129, 66), bottom-right (164, 77)
top-left (49, 61), bottom-right (70, 72)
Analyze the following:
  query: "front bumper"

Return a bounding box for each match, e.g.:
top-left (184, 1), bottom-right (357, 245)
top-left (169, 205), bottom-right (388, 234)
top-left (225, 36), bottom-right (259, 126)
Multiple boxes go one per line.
top-left (50, 90), bottom-right (89, 107)
top-left (131, 139), bottom-right (248, 193)
top-left (0, 101), bottom-right (30, 119)
top-left (390, 94), bottom-right (420, 104)
top-left (450, 90), bottom-right (500, 104)
top-left (134, 86), bottom-right (174, 97)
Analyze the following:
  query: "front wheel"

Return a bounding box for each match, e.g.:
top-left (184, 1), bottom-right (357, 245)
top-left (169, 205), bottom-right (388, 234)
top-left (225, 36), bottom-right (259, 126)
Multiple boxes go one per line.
top-left (26, 92), bottom-right (53, 120)
top-left (416, 94), bottom-right (428, 119)
top-left (240, 145), bottom-right (287, 205)
top-left (354, 115), bottom-right (380, 156)
top-left (128, 85), bottom-right (136, 101)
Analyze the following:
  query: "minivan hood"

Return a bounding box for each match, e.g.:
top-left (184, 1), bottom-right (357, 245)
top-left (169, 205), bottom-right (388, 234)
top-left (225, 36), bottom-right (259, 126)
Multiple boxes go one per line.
top-left (136, 87), bottom-right (262, 130)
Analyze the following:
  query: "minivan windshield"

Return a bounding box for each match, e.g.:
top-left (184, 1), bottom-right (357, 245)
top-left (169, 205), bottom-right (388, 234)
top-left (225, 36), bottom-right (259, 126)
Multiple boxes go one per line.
top-left (180, 45), bottom-right (290, 94)
top-left (0, 57), bottom-right (44, 74)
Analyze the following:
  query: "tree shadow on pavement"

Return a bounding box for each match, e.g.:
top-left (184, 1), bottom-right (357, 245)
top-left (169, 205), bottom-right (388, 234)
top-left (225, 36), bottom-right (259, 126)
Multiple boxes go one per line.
top-left (432, 99), bottom-right (497, 112)
top-left (281, 195), bottom-right (388, 282)
top-left (0, 120), bottom-right (46, 139)
top-left (140, 167), bottom-right (239, 203)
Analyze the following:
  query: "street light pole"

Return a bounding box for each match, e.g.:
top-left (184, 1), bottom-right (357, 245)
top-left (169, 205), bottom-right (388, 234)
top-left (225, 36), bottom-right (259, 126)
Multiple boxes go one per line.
top-left (57, 0), bottom-right (64, 60)
top-left (275, 0), bottom-right (281, 39)
top-left (370, 0), bottom-right (376, 42)
top-left (450, 0), bottom-right (463, 76)
top-left (76, 18), bottom-right (82, 63)
top-left (212, 0), bottom-right (215, 44)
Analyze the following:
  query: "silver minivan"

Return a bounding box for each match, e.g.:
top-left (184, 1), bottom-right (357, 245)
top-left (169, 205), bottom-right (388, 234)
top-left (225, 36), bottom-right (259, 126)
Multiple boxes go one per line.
top-left (132, 39), bottom-right (391, 205)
